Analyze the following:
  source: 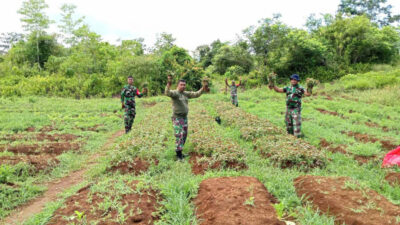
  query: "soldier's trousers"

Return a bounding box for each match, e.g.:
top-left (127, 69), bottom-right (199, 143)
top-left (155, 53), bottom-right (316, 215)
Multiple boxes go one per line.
top-left (231, 94), bottom-right (238, 107)
top-left (124, 106), bottom-right (136, 131)
top-left (172, 117), bottom-right (188, 152)
top-left (285, 107), bottom-right (302, 137)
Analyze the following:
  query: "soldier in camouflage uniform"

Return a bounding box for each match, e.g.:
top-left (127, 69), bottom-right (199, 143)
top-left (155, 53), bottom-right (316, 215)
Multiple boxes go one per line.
top-left (225, 78), bottom-right (242, 107)
top-left (270, 74), bottom-right (311, 138)
top-left (165, 75), bottom-right (206, 160)
top-left (121, 76), bottom-right (146, 134)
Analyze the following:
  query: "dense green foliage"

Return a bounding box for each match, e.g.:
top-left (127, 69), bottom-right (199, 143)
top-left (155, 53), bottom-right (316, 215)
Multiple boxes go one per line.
top-left (0, 0), bottom-right (399, 97)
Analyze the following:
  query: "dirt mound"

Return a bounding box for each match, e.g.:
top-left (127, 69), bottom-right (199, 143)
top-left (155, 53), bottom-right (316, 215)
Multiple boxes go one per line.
top-left (353, 155), bottom-right (376, 165)
top-left (25, 127), bottom-right (36, 132)
top-left (316, 108), bottom-right (347, 118)
top-left (48, 181), bottom-right (161, 225)
top-left (344, 131), bottom-right (398, 151)
top-left (0, 154), bottom-right (59, 171)
top-left (319, 139), bottom-right (348, 154)
top-left (108, 157), bottom-right (152, 175)
top-left (39, 125), bottom-right (56, 132)
top-left (194, 176), bottom-right (284, 225)
top-left (385, 172), bottom-right (400, 186)
top-left (294, 175), bottom-right (400, 225)
top-left (0, 142), bottom-right (80, 155)
top-left (189, 153), bottom-right (247, 175)
top-left (1, 133), bottom-right (79, 142)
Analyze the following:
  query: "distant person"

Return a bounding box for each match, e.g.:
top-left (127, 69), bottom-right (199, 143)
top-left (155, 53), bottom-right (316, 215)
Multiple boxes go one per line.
top-left (165, 75), bottom-right (207, 160)
top-left (269, 74), bottom-right (312, 138)
top-left (121, 76), bottom-right (146, 134)
top-left (225, 78), bottom-right (242, 107)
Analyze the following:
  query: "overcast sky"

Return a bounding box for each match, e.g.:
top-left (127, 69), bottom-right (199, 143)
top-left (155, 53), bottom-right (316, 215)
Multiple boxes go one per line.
top-left (1, 0), bottom-right (399, 51)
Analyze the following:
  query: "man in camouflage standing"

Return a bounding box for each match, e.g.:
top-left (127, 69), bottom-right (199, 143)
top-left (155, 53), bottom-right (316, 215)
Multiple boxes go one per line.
top-left (270, 74), bottom-right (311, 138)
top-left (225, 78), bottom-right (242, 107)
top-left (121, 76), bottom-right (147, 134)
top-left (165, 75), bottom-right (206, 160)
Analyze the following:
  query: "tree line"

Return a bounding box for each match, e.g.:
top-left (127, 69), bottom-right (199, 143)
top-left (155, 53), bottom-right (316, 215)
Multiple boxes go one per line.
top-left (0, 0), bottom-right (399, 98)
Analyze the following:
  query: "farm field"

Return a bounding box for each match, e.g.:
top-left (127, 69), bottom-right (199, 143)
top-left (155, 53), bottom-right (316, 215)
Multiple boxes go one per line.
top-left (1, 82), bottom-right (400, 225)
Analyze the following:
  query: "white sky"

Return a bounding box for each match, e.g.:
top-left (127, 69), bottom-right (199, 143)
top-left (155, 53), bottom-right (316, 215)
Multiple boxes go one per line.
top-left (1, 0), bottom-right (399, 51)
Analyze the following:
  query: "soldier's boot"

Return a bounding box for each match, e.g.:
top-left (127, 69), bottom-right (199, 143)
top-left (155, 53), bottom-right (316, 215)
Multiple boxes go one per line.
top-left (176, 150), bottom-right (184, 160)
top-left (125, 127), bottom-right (131, 134)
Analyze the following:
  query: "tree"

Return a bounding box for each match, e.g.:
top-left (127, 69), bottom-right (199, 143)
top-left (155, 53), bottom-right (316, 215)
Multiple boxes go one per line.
top-left (243, 14), bottom-right (289, 66)
top-left (18, 0), bottom-right (52, 69)
top-left (0, 32), bottom-right (23, 54)
top-left (119, 38), bottom-right (145, 56)
top-left (193, 39), bottom-right (226, 69)
top-left (338, 0), bottom-right (400, 26)
top-left (153, 32), bottom-right (176, 53)
top-left (58, 3), bottom-right (85, 46)
top-left (212, 45), bottom-right (253, 75)
top-left (305, 14), bottom-right (334, 33)
top-left (320, 15), bottom-right (400, 64)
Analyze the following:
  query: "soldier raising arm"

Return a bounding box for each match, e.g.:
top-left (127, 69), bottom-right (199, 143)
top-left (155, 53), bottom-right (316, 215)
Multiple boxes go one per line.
top-left (269, 74), bottom-right (311, 138)
top-left (165, 75), bottom-right (205, 160)
top-left (121, 76), bottom-right (147, 133)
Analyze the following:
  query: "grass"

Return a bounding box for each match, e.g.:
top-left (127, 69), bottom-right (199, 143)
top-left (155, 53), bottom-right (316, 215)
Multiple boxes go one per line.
top-left (1, 70), bottom-right (400, 224)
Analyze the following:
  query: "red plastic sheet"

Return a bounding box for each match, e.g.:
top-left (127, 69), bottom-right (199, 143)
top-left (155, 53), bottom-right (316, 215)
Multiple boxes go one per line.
top-left (382, 146), bottom-right (400, 167)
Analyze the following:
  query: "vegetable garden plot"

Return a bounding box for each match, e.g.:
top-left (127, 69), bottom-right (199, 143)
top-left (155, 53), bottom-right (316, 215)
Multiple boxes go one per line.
top-left (343, 131), bottom-right (398, 151)
top-left (385, 172), bottom-right (400, 187)
top-left (194, 176), bottom-right (285, 225)
top-left (0, 132), bottom-right (82, 172)
top-left (188, 104), bottom-right (248, 175)
top-left (294, 175), bottom-right (400, 225)
top-left (213, 102), bottom-right (285, 141)
top-left (105, 102), bottom-right (168, 174)
top-left (213, 101), bottom-right (326, 170)
top-left (48, 180), bottom-right (161, 225)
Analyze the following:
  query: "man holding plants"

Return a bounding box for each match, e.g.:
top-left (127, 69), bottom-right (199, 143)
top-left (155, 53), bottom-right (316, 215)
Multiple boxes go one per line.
top-left (225, 78), bottom-right (242, 107)
top-left (270, 74), bottom-right (312, 138)
top-left (121, 76), bottom-right (147, 134)
top-left (165, 75), bottom-right (207, 160)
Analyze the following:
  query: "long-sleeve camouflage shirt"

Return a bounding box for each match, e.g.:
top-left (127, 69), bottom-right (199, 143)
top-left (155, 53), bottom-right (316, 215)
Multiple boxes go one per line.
top-left (165, 85), bottom-right (203, 118)
top-left (121, 85), bottom-right (143, 106)
top-left (283, 84), bottom-right (305, 109)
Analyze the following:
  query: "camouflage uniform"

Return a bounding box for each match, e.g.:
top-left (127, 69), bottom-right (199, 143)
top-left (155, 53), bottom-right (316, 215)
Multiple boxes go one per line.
top-left (165, 85), bottom-right (203, 152)
top-left (172, 117), bottom-right (188, 152)
top-left (229, 85), bottom-right (239, 107)
top-left (283, 84), bottom-right (305, 137)
top-left (121, 85), bottom-right (143, 133)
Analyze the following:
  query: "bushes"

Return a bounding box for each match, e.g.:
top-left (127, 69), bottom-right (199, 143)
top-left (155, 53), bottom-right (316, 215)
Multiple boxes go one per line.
top-left (325, 69), bottom-right (400, 91)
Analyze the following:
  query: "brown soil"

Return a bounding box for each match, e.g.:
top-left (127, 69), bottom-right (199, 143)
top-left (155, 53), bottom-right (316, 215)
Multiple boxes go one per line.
top-left (365, 121), bottom-right (380, 128)
top-left (194, 176), bottom-right (284, 225)
top-left (189, 153), bottom-right (247, 175)
top-left (0, 142), bottom-right (80, 155)
top-left (39, 125), bottom-right (56, 132)
top-left (0, 154), bottom-right (59, 171)
top-left (1, 133), bottom-right (79, 142)
top-left (316, 108), bottom-right (348, 119)
top-left (294, 175), bottom-right (400, 225)
top-left (385, 172), bottom-right (400, 187)
top-left (108, 157), bottom-right (153, 175)
top-left (344, 131), bottom-right (398, 151)
top-left (25, 127), bottom-right (35, 132)
top-left (48, 181), bottom-right (161, 225)
top-left (353, 155), bottom-right (376, 165)
top-left (3, 130), bottom-right (125, 225)
top-left (319, 138), bottom-right (348, 154)
top-left (320, 93), bottom-right (333, 100)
